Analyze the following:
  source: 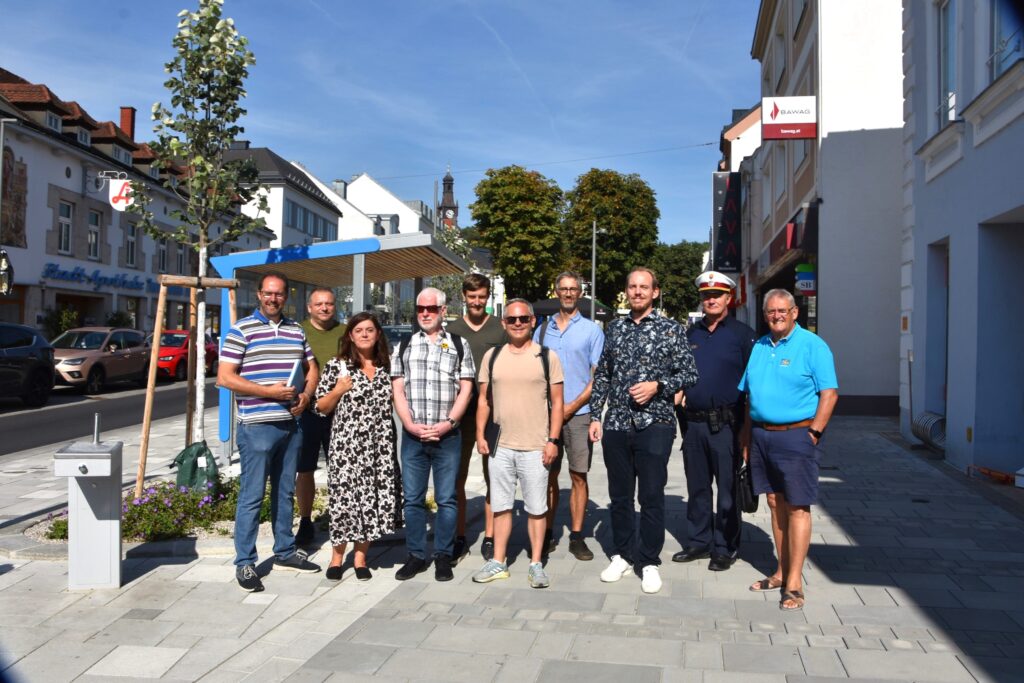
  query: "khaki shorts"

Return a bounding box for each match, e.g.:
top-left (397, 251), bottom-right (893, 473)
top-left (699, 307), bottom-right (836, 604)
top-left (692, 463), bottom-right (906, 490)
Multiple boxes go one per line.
top-left (551, 413), bottom-right (594, 473)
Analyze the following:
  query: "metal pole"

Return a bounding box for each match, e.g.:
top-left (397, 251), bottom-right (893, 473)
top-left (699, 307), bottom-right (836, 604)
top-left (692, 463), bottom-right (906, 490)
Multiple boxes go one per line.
top-left (590, 219), bottom-right (597, 320)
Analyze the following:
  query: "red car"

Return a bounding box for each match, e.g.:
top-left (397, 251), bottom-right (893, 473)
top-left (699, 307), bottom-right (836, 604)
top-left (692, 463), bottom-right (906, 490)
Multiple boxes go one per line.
top-left (156, 330), bottom-right (218, 381)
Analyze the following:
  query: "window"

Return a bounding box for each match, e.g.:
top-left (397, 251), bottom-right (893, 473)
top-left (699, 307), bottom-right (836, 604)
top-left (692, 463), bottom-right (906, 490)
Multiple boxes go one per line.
top-left (773, 145), bottom-right (787, 202)
top-left (773, 32), bottom-right (786, 89)
top-left (158, 238), bottom-right (168, 273)
top-left (126, 223), bottom-right (137, 267)
top-left (149, 165), bottom-right (160, 179)
top-left (176, 243), bottom-right (185, 274)
top-left (990, 0), bottom-right (1023, 81)
top-left (77, 129), bottom-right (90, 146)
top-left (937, 0), bottom-right (957, 127)
top-left (58, 202), bottom-right (73, 254)
top-left (88, 210), bottom-right (101, 260)
top-left (46, 112), bottom-right (62, 132)
top-left (761, 159), bottom-right (772, 219)
top-left (793, 0), bottom-right (808, 38)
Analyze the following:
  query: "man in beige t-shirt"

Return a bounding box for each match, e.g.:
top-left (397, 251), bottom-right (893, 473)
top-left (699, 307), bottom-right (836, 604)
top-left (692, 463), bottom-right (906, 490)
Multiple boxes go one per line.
top-left (473, 299), bottom-right (564, 588)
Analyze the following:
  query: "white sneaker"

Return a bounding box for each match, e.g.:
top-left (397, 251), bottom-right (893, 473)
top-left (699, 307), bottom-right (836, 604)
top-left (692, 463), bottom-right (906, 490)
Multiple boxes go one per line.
top-left (600, 555), bottom-right (632, 583)
top-left (641, 565), bottom-right (662, 594)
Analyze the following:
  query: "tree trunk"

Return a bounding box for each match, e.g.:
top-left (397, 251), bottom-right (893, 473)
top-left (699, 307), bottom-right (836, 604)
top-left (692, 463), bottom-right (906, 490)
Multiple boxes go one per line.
top-left (193, 242), bottom-right (207, 443)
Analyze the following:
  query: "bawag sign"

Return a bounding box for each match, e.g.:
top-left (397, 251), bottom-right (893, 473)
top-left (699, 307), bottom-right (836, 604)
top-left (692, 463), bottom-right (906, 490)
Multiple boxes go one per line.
top-left (712, 172), bottom-right (742, 272)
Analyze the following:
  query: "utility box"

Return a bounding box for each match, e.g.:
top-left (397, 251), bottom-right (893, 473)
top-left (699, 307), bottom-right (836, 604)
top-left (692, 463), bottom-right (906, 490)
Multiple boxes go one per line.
top-left (54, 439), bottom-right (123, 590)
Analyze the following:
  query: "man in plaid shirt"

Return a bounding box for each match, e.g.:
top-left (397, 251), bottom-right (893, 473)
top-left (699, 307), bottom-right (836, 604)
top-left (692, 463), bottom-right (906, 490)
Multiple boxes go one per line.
top-left (391, 287), bottom-right (476, 582)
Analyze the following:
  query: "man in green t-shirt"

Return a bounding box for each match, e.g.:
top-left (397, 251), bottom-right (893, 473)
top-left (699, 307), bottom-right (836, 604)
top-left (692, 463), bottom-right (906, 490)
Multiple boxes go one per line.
top-left (445, 273), bottom-right (506, 563)
top-left (295, 287), bottom-right (346, 545)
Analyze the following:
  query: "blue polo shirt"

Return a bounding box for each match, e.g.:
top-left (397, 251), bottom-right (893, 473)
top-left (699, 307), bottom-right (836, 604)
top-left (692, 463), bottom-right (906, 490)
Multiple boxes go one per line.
top-left (533, 311), bottom-right (604, 414)
top-left (739, 324), bottom-right (837, 424)
top-left (685, 315), bottom-right (756, 411)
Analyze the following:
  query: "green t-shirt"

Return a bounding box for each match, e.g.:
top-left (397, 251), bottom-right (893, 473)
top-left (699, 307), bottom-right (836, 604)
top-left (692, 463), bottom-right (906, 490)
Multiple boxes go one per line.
top-left (445, 315), bottom-right (507, 380)
top-left (301, 318), bottom-right (347, 369)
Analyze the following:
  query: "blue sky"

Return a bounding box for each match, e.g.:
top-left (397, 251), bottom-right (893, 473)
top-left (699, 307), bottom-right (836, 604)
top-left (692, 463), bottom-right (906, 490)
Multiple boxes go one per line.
top-left (0, 0), bottom-right (761, 244)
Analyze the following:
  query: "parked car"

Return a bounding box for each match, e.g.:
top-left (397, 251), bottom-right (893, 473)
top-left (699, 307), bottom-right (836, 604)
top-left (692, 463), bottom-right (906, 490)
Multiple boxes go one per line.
top-left (156, 329), bottom-right (218, 381)
top-left (0, 322), bottom-right (55, 407)
top-left (382, 324), bottom-right (414, 350)
top-left (52, 327), bottom-right (149, 394)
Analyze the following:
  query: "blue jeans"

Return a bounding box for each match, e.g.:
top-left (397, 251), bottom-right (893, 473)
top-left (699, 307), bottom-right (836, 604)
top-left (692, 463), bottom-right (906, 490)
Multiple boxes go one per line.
top-left (234, 419), bottom-right (302, 567)
top-left (602, 422), bottom-right (675, 568)
top-left (401, 428), bottom-right (460, 559)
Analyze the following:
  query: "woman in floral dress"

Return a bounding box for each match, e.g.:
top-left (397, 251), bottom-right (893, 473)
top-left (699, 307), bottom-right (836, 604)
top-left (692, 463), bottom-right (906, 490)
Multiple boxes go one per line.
top-left (314, 312), bottom-right (402, 581)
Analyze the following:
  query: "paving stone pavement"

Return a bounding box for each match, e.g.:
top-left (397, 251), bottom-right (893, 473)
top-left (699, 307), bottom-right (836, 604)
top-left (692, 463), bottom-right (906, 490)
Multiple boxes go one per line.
top-left (1, 414), bottom-right (1023, 682)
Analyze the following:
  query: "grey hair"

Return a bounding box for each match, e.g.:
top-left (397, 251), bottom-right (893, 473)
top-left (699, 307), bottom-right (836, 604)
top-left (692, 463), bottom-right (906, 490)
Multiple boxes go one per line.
top-left (306, 286), bottom-right (335, 304)
top-left (555, 271), bottom-right (581, 289)
top-left (417, 287), bottom-right (446, 307)
top-left (763, 288), bottom-right (796, 310)
top-left (505, 298), bottom-right (535, 315)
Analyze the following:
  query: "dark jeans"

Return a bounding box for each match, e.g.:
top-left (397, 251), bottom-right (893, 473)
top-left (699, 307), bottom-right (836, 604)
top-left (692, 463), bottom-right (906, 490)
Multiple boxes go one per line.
top-left (298, 410), bottom-right (331, 473)
top-left (602, 422), bottom-right (675, 568)
top-left (401, 428), bottom-right (461, 559)
top-left (682, 420), bottom-right (741, 556)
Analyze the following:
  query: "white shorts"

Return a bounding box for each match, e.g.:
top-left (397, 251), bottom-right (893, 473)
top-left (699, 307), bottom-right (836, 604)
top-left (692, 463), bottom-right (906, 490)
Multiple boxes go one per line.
top-left (489, 447), bottom-right (549, 516)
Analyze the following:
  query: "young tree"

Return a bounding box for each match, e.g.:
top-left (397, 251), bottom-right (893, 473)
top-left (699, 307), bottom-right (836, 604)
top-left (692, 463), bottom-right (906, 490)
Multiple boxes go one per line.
top-left (469, 165), bottom-right (564, 302)
top-left (564, 169), bottom-right (659, 308)
top-left (128, 0), bottom-right (268, 443)
top-left (651, 240), bottom-right (709, 320)
top-left (430, 222), bottom-right (473, 315)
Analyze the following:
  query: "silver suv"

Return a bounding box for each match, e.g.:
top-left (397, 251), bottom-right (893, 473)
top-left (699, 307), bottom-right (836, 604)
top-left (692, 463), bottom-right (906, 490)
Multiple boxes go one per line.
top-left (52, 327), bottom-right (149, 394)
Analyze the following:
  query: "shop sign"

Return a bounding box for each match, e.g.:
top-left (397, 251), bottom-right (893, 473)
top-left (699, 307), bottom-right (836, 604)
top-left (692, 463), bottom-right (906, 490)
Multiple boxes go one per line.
top-left (109, 179), bottom-right (134, 212)
top-left (761, 96), bottom-right (817, 140)
top-left (795, 264), bottom-right (816, 296)
top-left (41, 262), bottom-right (165, 294)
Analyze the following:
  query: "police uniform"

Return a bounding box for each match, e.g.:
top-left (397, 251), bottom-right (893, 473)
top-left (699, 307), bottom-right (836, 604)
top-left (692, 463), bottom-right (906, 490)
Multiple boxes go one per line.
top-left (674, 272), bottom-right (755, 569)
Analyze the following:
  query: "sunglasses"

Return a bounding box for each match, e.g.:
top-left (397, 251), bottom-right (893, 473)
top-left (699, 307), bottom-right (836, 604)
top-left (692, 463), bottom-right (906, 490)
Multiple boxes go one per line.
top-left (504, 315), bottom-right (532, 325)
top-left (416, 305), bottom-right (441, 314)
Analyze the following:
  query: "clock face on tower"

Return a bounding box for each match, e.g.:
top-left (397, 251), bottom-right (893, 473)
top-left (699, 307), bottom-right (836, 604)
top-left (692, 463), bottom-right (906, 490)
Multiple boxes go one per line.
top-left (445, 209), bottom-right (454, 218)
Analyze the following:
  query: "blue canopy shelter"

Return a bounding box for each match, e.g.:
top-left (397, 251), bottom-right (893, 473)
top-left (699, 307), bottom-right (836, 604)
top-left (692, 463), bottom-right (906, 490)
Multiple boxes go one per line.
top-left (209, 232), bottom-right (470, 452)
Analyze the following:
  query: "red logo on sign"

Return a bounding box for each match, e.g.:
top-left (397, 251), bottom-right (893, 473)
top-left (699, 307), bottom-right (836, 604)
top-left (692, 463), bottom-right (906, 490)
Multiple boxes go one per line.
top-left (771, 101), bottom-right (780, 120)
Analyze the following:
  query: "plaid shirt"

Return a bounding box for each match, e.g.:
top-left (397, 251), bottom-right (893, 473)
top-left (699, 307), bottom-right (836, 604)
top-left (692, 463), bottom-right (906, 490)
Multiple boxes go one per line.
top-left (390, 329), bottom-right (476, 425)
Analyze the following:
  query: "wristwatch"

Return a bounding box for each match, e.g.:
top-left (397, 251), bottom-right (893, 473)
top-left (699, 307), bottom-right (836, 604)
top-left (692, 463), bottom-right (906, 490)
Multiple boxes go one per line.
top-left (447, 417), bottom-right (459, 429)
top-left (546, 437), bottom-right (562, 446)
top-left (807, 427), bottom-right (824, 440)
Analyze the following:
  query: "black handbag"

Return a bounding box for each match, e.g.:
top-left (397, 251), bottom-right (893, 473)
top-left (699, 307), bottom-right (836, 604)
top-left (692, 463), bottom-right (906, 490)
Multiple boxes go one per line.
top-left (736, 459), bottom-right (759, 513)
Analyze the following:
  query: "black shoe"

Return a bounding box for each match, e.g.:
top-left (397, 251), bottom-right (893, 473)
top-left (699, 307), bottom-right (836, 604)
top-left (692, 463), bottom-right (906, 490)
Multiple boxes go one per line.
top-left (480, 537), bottom-right (495, 562)
top-left (452, 536), bottom-right (469, 565)
top-left (435, 554), bottom-right (454, 582)
top-left (295, 517), bottom-right (315, 545)
top-left (395, 555), bottom-right (429, 581)
top-left (354, 566), bottom-right (373, 581)
top-left (708, 554), bottom-right (737, 572)
top-left (236, 564), bottom-right (264, 592)
top-left (672, 546), bottom-right (711, 563)
top-left (325, 565), bottom-right (343, 581)
top-left (568, 537), bottom-right (594, 561)
top-left (274, 551), bottom-right (321, 573)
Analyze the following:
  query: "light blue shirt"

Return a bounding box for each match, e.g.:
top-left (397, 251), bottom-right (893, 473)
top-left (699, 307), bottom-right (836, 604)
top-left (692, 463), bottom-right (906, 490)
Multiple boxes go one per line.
top-left (739, 324), bottom-right (838, 424)
top-left (534, 311), bottom-right (604, 414)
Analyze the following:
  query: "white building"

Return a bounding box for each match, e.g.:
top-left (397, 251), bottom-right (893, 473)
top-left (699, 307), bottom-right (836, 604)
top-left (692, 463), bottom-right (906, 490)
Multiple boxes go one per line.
top-left (901, 0), bottom-right (1024, 475)
top-left (0, 67), bottom-right (273, 333)
top-left (743, 0), bottom-right (904, 414)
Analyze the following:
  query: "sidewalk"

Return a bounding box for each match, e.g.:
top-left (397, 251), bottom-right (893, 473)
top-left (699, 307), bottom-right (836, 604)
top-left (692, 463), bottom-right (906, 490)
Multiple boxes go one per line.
top-left (1, 415), bottom-right (1023, 682)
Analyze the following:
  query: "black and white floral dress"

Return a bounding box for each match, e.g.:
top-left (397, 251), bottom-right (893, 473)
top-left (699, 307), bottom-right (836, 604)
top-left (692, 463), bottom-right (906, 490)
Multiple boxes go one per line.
top-left (314, 358), bottom-right (403, 544)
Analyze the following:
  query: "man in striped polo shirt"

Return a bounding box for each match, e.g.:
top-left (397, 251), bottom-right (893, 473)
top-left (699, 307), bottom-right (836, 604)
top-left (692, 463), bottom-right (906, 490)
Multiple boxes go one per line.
top-left (218, 272), bottom-right (322, 592)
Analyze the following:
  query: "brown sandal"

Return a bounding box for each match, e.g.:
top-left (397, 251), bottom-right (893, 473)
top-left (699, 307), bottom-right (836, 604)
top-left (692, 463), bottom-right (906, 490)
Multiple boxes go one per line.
top-left (749, 576), bottom-right (784, 592)
top-left (780, 590), bottom-right (805, 611)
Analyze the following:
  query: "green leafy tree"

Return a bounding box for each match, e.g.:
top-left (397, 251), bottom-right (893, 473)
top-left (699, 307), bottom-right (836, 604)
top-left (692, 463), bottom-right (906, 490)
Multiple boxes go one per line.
top-left (651, 240), bottom-right (708, 320)
top-left (127, 0), bottom-right (267, 443)
top-left (469, 166), bottom-right (565, 302)
top-left (431, 222), bottom-right (473, 315)
top-left (564, 169), bottom-right (659, 308)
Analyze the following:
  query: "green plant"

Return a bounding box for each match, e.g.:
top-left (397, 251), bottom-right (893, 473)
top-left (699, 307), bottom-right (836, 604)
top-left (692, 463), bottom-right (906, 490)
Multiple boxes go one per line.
top-left (41, 307), bottom-right (79, 340)
top-left (45, 511), bottom-right (68, 540)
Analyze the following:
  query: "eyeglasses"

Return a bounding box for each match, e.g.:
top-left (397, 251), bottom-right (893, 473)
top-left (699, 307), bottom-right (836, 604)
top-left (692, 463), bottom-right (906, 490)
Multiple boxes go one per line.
top-left (557, 287), bottom-right (580, 293)
top-left (765, 307), bottom-right (795, 317)
top-left (259, 291), bottom-right (285, 299)
top-left (504, 315), bottom-right (532, 325)
top-left (416, 305), bottom-right (441, 314)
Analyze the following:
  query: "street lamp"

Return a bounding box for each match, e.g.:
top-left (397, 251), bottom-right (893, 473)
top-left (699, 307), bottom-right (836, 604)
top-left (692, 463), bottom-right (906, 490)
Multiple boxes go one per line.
top-left (590, 219), bottom-right (607, 320)
top-left (0, 249), bottom-right (13, 297)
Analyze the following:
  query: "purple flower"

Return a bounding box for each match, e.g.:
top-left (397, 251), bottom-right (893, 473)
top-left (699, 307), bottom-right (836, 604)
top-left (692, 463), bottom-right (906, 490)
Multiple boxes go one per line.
top-left (206, 481), bottom-right (213, 489)
top-left (132, 498), bottom-right (142, 506)
top-left (146, 487), bottom-right (156, 495)
top-left (179, 486), bottom-right (189, 493)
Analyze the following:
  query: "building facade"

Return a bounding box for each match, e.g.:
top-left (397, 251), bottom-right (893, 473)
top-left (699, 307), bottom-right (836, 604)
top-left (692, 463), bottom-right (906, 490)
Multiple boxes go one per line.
top-left (744, 0), bottom-right (904, 414)
top-left (901, 0), bottom-right (1024, 475)
top-left (0, 67), bottom-right (273, 335)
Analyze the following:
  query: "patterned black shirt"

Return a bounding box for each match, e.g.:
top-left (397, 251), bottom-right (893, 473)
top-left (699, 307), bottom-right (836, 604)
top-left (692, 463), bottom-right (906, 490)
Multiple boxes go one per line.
top-left (590, 312), bottom-right (698, 430)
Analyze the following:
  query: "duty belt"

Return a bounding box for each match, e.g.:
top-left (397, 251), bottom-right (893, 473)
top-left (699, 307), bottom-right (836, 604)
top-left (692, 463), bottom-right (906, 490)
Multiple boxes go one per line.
top-left (684, 405), bottom-right (738, 421)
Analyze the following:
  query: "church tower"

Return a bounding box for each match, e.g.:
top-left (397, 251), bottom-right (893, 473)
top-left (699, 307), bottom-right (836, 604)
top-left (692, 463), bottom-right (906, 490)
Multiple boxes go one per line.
top-left (437, 166), bottom-right (458, 229)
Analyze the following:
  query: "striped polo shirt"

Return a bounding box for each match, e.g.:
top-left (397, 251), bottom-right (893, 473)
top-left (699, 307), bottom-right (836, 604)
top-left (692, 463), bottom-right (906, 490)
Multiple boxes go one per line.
top-left (221, 309), bottom-right (314, 424)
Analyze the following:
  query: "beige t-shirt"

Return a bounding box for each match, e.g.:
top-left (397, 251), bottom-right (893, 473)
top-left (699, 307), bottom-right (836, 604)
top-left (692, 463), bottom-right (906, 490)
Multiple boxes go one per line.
top-left (479, 342), bottom-right (564, 451)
